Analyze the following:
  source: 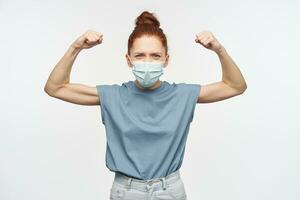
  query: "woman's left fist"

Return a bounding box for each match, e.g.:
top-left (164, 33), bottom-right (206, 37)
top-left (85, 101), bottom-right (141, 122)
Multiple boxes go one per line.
top-left (195, 31), bottom-right (223, 53)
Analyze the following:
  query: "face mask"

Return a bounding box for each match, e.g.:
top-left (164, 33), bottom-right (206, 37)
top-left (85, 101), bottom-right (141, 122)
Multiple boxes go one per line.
top-left (131, 60), bottom-right (165, 88)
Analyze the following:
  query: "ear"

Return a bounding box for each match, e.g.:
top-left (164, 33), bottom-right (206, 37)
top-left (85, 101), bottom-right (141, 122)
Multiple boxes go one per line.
top-left (125, 53), bottom-right (132, 68)
top-left (164, 54), bottom-right (169, 68)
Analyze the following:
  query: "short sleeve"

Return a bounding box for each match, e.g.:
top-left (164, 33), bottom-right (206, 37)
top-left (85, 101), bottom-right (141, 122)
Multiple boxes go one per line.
top-left (183, 83), bottom-right (201, 122)
top-left (186, 83), bottom-right (201, 123)
top-left (96, 84), bottom-right (120, 125)
top-left (96, 85), bottom-right (108, 125)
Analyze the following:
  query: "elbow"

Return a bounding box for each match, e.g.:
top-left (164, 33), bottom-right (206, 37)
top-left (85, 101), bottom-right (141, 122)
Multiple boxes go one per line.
top-left (44, 85), bottom-right (54, 96)
top-left (44, 83), bottom-right (60, 97)
top-left (237, 83), bottom-right (247, 94)
top-left (229, 82), bottom-right (247, 95)
top-left (242, 82), bottom-right (248, 92)
top-left (44, 82), bottom-right (50, 94)
top-left (223, 79), bottom-right (247, 95)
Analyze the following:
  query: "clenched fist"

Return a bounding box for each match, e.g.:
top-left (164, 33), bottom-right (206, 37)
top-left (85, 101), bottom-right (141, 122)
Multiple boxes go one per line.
top-left (71, 29), bottom-right (103, 50)
top-left (195, 31), bottom-right (223, 53)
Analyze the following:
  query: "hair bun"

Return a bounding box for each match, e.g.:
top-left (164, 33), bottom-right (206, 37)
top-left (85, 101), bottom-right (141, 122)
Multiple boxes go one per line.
top-left (135, 11), bottom-right (160, 29)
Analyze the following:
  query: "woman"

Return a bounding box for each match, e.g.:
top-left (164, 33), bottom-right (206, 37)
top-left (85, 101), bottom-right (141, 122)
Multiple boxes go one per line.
top-left (44, 10), bottom-right (247, 200)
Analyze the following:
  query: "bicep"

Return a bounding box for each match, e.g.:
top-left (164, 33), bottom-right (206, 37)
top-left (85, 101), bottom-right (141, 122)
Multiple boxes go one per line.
top-left (197, 81), bottom-right (243, 103)
top-left (49, 83), bottom-right (100, 105)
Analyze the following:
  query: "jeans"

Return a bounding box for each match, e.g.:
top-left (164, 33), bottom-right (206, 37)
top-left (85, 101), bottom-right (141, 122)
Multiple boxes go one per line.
top-left (109, 169), bottom-right (187, 200)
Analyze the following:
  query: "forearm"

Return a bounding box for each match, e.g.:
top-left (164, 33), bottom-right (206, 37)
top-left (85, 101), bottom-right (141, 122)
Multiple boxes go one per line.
top-left (216, 47), bottom-right (247, 92)
top-left (44, 45), bottom-right (81, 93)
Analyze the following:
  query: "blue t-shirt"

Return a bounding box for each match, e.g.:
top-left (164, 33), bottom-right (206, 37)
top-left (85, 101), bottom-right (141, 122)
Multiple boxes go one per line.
top-left (96, 80), bottom-right (201, 180)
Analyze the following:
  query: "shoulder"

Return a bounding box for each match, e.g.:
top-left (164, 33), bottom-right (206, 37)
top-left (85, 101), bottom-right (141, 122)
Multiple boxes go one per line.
top-left (96, 81), bottom-right (129, 91)
top-left (95, 82), bottom-right (129, 99)
top-left (172, 82), bottom-right (201, 91)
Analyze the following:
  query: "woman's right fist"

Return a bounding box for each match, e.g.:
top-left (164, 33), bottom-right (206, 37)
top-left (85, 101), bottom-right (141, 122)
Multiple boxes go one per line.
top-left (71, 29), bottom-right (103, 50)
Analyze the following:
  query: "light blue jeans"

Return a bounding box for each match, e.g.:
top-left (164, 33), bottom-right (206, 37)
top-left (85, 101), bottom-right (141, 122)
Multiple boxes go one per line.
top-left (109, 169), bottom-right (187, 200)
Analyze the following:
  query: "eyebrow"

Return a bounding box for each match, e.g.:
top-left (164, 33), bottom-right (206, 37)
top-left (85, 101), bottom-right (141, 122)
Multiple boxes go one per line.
top-left (133, 52), bottom-right (163, 55)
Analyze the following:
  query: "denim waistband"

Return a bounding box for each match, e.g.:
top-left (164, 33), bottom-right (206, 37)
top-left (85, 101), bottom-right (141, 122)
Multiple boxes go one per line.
top-left (113, 170), bottom-right (182, 192)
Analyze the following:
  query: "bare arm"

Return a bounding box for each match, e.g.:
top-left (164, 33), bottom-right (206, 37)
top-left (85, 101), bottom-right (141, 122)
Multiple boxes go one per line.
top-left (195, 31), bottom-right (247, 103)
top-left (44, 30), bottom-right (103, 105)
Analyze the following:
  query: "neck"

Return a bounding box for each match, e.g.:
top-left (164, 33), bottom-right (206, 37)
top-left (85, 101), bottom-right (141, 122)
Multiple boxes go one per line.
top-left (134, 80), bottom-right (161, 90)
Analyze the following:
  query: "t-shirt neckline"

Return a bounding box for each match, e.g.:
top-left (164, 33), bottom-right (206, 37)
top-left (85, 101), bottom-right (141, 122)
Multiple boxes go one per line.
top-left (129, 80), bottom-right (166, 94)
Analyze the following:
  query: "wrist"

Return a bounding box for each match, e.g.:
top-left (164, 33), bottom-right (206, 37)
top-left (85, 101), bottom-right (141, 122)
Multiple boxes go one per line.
top-left (68, 45), bottom-right (82, 55)
top-left (216, 46), bottom-right (226, 56)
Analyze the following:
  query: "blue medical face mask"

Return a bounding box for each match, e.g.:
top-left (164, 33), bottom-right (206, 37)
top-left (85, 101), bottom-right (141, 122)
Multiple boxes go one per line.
top-left (130, 60), bottom-right (165, 88)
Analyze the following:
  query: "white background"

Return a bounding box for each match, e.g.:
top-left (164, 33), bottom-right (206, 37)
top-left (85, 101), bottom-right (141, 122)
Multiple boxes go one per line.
top-left (1, 0), bottom-right (299, 200)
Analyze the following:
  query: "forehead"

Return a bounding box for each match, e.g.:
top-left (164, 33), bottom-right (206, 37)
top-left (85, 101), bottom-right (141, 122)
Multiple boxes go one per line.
top-left (131, 35), bottom-right (164, 54)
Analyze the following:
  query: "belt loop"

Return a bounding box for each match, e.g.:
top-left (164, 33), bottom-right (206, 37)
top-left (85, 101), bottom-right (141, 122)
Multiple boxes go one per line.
top-left (161, 177), bottom-right (166, 190)
top-left (127, 177), bottom-right (132, 190)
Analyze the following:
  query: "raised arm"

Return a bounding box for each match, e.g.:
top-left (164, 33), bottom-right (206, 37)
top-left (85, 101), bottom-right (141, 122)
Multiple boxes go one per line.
top-left (44, 30), bottom-right (103, 105)
top-left (195, 31), bottom-right (247, 103)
